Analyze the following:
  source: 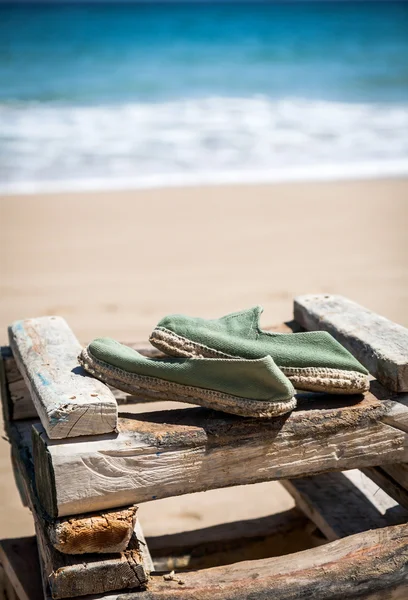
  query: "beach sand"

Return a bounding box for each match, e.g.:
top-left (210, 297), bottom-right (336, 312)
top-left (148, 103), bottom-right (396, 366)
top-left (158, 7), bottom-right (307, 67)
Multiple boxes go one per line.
top-left (0, 177), bottom-right (407, 541)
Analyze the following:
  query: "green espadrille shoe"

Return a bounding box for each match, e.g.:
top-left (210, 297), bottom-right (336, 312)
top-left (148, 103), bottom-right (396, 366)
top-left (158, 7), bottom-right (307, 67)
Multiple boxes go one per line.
top-left (149, 307), bottom-right (370, 395)
top-left (79, 338), bottom-right (296, 418)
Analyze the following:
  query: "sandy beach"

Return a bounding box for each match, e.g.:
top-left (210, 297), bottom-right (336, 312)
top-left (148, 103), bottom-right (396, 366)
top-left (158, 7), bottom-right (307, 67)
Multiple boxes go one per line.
top-left (1, 177), bottom-right (407, 541)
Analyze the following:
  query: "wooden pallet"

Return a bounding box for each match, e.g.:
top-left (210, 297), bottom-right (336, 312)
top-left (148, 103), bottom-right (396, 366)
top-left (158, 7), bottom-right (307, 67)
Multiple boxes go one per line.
top-left (1, 295), bottom-right (408, 599)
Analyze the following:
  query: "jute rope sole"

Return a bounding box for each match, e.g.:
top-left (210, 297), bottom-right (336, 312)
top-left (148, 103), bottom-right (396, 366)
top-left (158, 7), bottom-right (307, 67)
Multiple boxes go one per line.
top-left (78, 347), bottom-right (297, 418)
top-left (150, 327), bottom-right (370, 395)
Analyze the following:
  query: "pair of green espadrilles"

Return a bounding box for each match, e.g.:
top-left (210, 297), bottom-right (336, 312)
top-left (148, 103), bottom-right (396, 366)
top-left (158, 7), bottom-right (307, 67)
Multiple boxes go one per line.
top-left (79, 306), bottom-right (369, 418)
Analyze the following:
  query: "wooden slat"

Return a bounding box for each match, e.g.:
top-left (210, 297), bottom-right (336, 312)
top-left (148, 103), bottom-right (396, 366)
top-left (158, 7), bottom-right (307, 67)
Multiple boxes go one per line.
top-left (1, 348), bottom-right (143, 556)
top-left (383, 463), bottom-right (408, 491)
top-left (0, 344), bottom-right (165, 422)
top-left (0, 347), bottom-right (35, 420)
top-left (282, 469), bottom-right (408, 542)
top-left (36, 520), bottom-right (148, 600)
top-left (363, 467), bottom-right (408, 511)
top-left (8, 422), bottom-right (151, 599)
top-left (382, 395), bottom-right (408, 434)
top-left (294, 294), bottom-right (408, 392)
top-left (141, 523), bottom-right (408, 600)
top-left (8, 317), bottom-right (118, 438)
top-left (3, 524), bottom-right (408, 600)
top-left (9, 418), bottom-right (141, 556)
top-left (0, 537), bottom-right (42, 600)
top-left (32, 387), bottom-right (408, 518)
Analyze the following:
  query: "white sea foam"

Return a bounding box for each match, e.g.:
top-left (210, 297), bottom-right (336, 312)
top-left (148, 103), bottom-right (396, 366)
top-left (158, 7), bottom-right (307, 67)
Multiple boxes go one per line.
top-left (1, 96), bottom-right (408, 194)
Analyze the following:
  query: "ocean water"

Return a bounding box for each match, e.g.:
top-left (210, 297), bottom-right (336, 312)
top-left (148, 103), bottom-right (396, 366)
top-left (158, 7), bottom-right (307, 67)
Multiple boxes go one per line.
top-left (0, 1), bottom-right (408, 193)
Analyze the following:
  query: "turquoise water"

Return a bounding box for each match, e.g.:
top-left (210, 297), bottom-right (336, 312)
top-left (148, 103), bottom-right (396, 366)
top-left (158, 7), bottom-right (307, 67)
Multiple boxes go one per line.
top-left (1, 1), bottom-right (408, 191)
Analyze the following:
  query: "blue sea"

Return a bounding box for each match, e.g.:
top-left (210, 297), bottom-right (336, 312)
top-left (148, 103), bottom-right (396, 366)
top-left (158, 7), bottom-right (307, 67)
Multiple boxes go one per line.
top-left (1, 1), bottom-right (408, 193)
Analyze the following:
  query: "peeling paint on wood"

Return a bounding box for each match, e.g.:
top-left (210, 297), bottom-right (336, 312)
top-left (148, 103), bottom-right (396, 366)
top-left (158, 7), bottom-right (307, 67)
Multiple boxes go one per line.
top-left (8, 317), bottom-right (118, 438)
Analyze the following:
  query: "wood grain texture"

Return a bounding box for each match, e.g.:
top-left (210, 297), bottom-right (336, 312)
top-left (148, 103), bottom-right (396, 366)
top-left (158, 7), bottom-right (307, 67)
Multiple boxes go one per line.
top-left (294, 294), bottom-right (408, 392)
top-left (8, 422), bottom-right (150, 599)
top-left (8, 418), bottom-right (142, 556)
top-left (282, 469), bottom-right (408, 542)
top-left (1, 343), bottom-right (166, 423)
top-left (37, 521), bottom-right (148, 600)
top-left (32, 386), bottom-right (408, 518)
top-left (382, 395), bottom-right (408, 433)
top-left (1, 350), bottom-right (151, 557)
top-left (124, 525), bottom-right (408, 600)
top-left (8, 317), bottom-right (118, 438)
top-left (139, 524), bottom-right (408, 600)
top-left (2, 349), bottom-right (140, 557)
top-left (48, 507), bottom-right (138, 555)
top-left (2, 525), bottom-right (408, 600)
top-left (363, 467), bottom-right (408, 511)
top-left (0, 347), bottom-right (36, 420)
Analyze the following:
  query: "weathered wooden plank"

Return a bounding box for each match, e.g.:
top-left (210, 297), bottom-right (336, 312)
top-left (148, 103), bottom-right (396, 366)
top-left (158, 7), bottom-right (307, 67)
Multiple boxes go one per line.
top-left (1, 347), bottom-right (153, 557)
top-left (47, 506), bottom-right (138, 555)
top-left (383, 463), bottom-right (408, 491)
top-left (382, 396), bottom-right (408, 433)
top-left (0, 537), bottom-right (43, 600)
top-left (1, 330), bottom-right (295, 422)
top-left (8, 317), bottom-right (118, 438)
top-left (282, 469), bottom-right (408, 542)
top-left (8, 423), bottom-right (150, 599)
top-left (0, 347), bottom-right (15, 426)
top-left (363, 467), bottom-right (408, 511)
top-left (2, 350), bottom-right (140, 556)
top-left (294, 294), bottom-right (408, 392)
top-left (1, 343), bottom-right (165, 422)
top-left (134, 519), bottom-right (154, 575)
top-left (4, 524), bottom-right (408, 600)
top-left (138, 523), bottom-right (408, 600)
top-left (8, 418), bottom-right (140, 556)
top-left (37, 520), bottom-right (148, 600)
top-left (32, 388), bottom-right (408, 518)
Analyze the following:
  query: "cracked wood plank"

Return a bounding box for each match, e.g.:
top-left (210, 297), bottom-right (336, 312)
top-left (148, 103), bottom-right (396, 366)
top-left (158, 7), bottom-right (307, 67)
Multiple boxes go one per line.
top-left (8, 317), bottom-right (118, 438)
top-left (3, 524), bottom-right (408, 600)
top-left (294, 294), bottom-right (408, 392)
top-left (0, 343), bottom-right (164, 422)
top-left (135, 523), bottom-right (408, 600)
top-left (32, 385), bottom-right (408, 518)
top-left (37, 520), bottom-right (148, 600)
top-left (282, 469), bottom-right (408, 542)
top-left (1, 349), bottom-right (141, 556)
top-left (8, 422), bottom-right (150, 600)
top-left (9, 418), bottom-right (140, 555)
